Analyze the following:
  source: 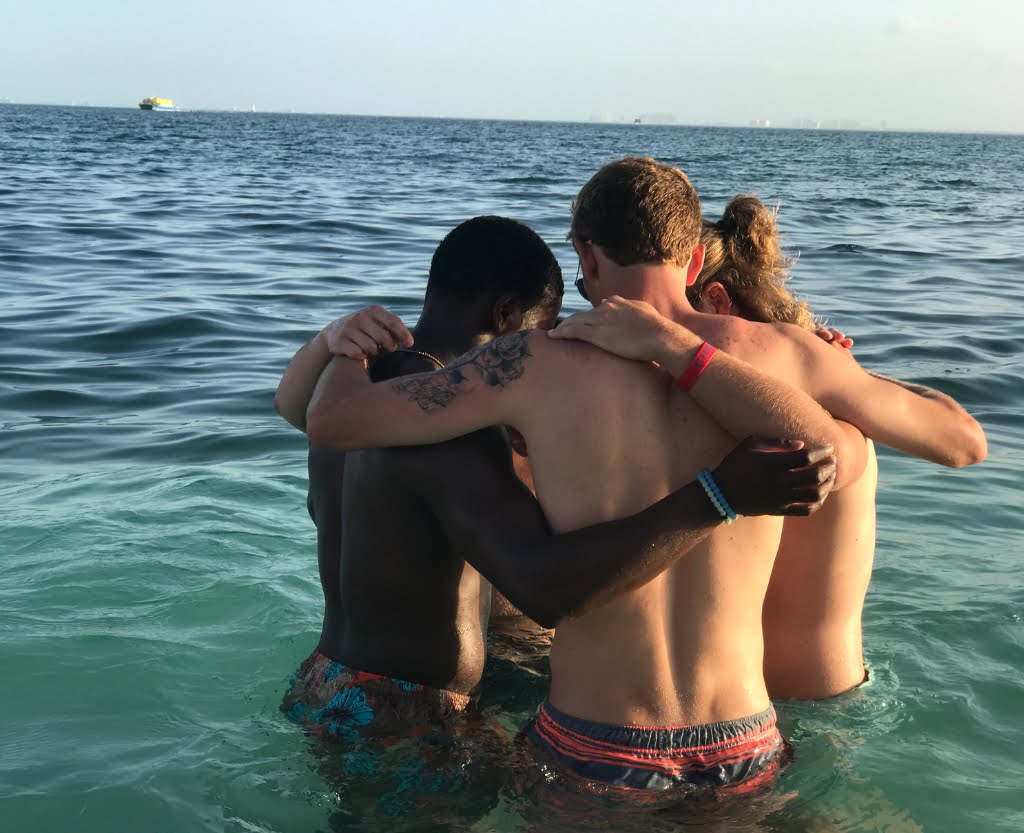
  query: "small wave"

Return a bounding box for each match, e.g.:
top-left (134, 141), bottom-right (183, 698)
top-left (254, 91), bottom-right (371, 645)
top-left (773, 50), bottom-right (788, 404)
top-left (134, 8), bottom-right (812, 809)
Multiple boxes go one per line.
top-left (495, 174), bottom-right (566, 186)
top-left (834, 197), bottom-right (888, 209)
top-left (58, 223), bottom-right (141, 242)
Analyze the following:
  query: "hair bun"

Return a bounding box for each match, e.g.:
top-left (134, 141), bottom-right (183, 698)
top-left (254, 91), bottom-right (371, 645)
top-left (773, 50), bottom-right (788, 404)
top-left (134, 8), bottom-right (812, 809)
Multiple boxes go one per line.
top-left (716, 195), bottom-right (779, 274)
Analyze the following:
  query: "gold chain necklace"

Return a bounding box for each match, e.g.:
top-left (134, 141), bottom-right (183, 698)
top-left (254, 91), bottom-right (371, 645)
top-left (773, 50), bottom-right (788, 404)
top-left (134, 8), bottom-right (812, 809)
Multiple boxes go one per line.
top-left (394, 347), bottom-right (445, 369)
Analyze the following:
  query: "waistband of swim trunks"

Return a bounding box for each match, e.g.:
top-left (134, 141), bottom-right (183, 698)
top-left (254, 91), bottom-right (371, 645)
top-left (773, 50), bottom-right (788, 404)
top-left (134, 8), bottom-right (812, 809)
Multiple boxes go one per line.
top-left (307, 650), bottom-right (474, 711)
top-left (535, 699), bottom-right (778, 753)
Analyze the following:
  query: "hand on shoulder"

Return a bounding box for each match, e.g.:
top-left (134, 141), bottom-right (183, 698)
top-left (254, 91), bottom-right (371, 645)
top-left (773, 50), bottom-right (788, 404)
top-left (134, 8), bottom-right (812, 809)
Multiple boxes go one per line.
top-left (321, 306), bottom-right (413, 360)
top-left (547, 296), bottom-right (700, 363)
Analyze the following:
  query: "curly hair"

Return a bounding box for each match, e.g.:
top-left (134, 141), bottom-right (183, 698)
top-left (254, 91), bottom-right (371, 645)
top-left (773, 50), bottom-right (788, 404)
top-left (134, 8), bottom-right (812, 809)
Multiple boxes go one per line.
top-left (690, 195), bottom-right (817, 330)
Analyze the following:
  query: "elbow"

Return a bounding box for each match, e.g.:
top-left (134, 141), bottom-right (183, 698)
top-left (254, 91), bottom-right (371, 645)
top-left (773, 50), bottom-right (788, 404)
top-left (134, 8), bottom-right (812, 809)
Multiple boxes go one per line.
top-left (500, 582), bottom-right (570, 629)
top-left (506, 595), bottom-right (562, 630)
top-left (830, 422), bottom-right (868, 489)
top-left (948, 420), bottom-right (988, 468)
top-left (305, 406), bottom-right (354, 451)
top-left (528, 608), bottom-right (561, 630)
top-left (273, 389), bottom-right (306, 432)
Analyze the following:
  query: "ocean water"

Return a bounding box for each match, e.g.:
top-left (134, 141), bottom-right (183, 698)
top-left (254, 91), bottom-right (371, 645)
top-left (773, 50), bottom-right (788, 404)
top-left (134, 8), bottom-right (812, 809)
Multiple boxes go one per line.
top-left (0, 105), bottom-right (1021, 832)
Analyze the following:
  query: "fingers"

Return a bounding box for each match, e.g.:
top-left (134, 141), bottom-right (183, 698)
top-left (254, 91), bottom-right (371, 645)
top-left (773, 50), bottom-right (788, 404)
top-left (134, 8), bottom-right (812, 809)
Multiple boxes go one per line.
top-left (780, 454), bottom-right (837, 484)
top-left (354, 306), bottom-right (413, 351)
top-left (778, 498), bottom-right (828, 516)
top-left (772, 463), bottom-right (837, 515)
top-left (743, 437), bottom-right (805, 452)
top-left (744, 445), bottom-right (835, 471)
top-left (323, 306), bottom-right (413, 358)
top-left (548, 296), bottom-right (650, 341)
top-left (357, 319), bottom-right (404, 352)
top-left (547, 310), bottom-right (597, 341)
top-left (797, 443), bottom-right (836, 467)
top-left (336, 327), bottom-right (378, 359)
top-left (815, 327), bottom-right (854, 351)
top-left (775, 460), bottom-right (837, 516)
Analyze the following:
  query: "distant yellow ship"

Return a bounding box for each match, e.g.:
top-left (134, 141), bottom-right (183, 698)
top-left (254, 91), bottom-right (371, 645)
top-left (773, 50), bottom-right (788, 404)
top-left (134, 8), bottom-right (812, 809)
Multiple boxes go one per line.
top-left (138, 97), bottom-right (176, 112)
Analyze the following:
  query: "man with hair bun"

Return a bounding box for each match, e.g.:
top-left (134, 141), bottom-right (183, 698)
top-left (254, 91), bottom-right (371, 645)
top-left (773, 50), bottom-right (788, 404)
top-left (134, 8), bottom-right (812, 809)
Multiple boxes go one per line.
top-left (692, 195), bottom-right (980, 700)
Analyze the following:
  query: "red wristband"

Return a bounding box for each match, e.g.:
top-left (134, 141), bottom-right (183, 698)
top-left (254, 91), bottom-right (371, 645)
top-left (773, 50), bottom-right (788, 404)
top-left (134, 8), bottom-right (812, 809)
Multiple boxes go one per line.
top-left (675, 342), bottom-right (717, 392)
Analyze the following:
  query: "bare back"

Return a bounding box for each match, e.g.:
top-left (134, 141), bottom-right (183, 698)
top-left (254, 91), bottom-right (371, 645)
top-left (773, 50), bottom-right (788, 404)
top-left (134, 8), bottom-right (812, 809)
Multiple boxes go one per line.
top-left (309, 353), bottom-right (492, 695)
top-left (763, 441), bottom-right (879, 699)
top-left (513, 335), bottom-right (780, 726)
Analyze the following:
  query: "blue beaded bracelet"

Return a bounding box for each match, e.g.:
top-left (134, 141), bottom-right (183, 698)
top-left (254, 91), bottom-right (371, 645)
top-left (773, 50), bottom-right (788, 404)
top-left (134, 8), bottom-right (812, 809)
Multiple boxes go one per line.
top-left (703, 469), bottom-right (737, 521)
top-left (697, 469), bottom-right (737, 524)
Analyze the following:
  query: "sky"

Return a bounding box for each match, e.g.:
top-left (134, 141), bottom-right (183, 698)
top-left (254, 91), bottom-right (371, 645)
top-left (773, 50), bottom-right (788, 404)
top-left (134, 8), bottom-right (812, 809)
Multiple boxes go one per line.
top-left (2, 0), bottom-right (1022, 133)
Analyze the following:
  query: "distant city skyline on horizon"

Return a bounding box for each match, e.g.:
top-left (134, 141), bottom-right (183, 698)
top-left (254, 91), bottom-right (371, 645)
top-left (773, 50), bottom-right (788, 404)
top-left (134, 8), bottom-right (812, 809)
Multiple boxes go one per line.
top-left (4, 100), bottom-right (1020, 137)
top-left (2, 0), bottom-right (1021, 135)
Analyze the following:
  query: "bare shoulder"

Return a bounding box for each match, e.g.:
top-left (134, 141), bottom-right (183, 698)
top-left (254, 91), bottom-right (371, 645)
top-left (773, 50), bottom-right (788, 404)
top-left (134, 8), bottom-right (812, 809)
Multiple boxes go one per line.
top-left (529, 328), bottom-right (651, 376)
top-left (711, 316), bottom-right (815, 363)
top-left (385, 331), bottom-right (540, 414)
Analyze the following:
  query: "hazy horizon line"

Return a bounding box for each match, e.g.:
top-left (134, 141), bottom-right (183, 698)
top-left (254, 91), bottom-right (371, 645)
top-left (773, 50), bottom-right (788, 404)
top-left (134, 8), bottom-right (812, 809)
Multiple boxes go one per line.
top-left (4, 100), bottom-right (1022, 138)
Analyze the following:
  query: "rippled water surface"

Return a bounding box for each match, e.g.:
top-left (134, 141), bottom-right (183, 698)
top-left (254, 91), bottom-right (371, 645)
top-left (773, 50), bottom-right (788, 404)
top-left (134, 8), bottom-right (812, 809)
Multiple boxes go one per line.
top-left (1, 105), bottom-right (1022, 832)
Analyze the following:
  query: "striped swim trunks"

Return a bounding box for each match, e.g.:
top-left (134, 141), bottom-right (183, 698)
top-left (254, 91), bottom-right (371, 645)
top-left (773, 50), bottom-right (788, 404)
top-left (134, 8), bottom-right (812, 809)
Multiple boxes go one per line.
top-left (282, 649), bottom-right (474, 740)
top-left (523, 699), bottom-right (786, 798)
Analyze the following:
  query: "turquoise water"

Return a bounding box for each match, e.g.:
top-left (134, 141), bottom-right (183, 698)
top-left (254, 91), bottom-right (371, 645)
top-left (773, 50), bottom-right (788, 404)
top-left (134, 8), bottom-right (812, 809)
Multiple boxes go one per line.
top-left (1, 105), bottom-right (1022, 832)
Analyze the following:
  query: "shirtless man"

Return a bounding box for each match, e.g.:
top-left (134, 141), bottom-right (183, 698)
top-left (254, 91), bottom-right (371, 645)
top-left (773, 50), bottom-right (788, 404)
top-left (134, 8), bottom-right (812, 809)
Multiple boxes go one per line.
top-left (691, 195), bottom-right (986, 699)
top-left (304, 159), bottom-right (985, 797)
top-left (274, 215), bottom-right (836, 740)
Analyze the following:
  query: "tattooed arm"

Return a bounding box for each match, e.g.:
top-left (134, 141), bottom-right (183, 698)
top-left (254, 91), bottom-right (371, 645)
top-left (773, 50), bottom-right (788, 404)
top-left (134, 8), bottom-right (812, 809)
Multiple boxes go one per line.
top-left (306, 331), bottom-right (538, 451)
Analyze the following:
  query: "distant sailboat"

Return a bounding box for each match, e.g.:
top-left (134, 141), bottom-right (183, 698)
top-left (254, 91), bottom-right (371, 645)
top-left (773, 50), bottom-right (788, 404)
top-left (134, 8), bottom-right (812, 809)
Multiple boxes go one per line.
top-left (251, 104), bottom-right (256, 113)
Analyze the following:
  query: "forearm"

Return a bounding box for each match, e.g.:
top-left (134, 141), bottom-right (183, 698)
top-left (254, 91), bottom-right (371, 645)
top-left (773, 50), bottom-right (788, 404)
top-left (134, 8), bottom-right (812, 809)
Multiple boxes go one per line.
top-left (305, 355), bottom-right (375, 444)
top-left (467, 482), bottom-right (721, 628)
top-left (863, 371), bottom-right (987, 467)
top-left (652, 330), bottom-right (862, 481)
top-left (867, 370), bottom-right (938, 398)
top-left (307, 332), bottom-right (531, 451)
top-left (274, 331), bottom-right (331, 431)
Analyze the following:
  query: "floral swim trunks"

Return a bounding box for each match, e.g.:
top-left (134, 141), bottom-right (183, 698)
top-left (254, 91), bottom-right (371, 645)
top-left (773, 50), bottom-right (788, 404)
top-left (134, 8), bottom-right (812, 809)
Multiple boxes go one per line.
top-left (281, 649), bottom-right (475, 741)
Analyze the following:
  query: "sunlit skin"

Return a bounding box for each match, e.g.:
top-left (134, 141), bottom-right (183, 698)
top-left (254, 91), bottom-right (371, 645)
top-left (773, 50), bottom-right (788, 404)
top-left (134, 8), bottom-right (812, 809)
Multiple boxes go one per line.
top-left (304, 271), bottom-right (857, 730)
top-left (275, 259), bottom-right (839, 711)
top-left (696, 281), bottom-right (879, 699)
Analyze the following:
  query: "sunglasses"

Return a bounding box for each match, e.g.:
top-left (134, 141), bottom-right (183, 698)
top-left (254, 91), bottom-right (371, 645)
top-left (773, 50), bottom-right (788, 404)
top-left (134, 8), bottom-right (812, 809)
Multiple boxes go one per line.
top-left (574, 259), bottom-right (589, 302)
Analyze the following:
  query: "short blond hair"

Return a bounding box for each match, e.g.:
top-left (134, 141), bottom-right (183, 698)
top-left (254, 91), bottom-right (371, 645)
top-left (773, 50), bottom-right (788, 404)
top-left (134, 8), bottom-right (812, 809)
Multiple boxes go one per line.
top-left (569, 157), bottom-right (702, 268)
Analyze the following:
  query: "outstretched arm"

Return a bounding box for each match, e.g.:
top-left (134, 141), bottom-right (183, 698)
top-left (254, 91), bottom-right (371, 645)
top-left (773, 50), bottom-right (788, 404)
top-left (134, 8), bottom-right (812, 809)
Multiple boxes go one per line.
top-left (808, 323), bottom-right (985, 467)
top-left (407, 430), bottom-right (836, 628)
top-left (790, 327), bottom-right (987, 467)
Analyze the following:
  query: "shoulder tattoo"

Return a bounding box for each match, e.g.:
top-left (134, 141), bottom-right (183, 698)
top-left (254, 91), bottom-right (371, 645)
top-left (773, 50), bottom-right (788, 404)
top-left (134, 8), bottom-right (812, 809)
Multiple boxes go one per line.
top-left (392, 332), bottom-right (531, 411)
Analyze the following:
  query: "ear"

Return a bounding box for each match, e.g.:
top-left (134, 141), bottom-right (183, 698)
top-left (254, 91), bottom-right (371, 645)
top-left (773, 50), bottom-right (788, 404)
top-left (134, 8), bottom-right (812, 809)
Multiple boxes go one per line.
top-left (704, 281), bottom-right (734, 316)
top-left (576, 238), bottom-right (599, 281)
top-left (575, 239), bottom-right (603, 305)
top-left (685, 244), bottom-right (706, 287)
top-left (493, 293), bottom-right (525, 335)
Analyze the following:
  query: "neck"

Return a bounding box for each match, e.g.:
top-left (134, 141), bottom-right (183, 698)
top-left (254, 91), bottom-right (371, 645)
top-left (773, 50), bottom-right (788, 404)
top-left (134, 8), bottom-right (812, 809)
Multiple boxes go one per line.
top-left (412, 309), bottom-right (490, 364)
top-left (606, 263), bottom-right (698, 324)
